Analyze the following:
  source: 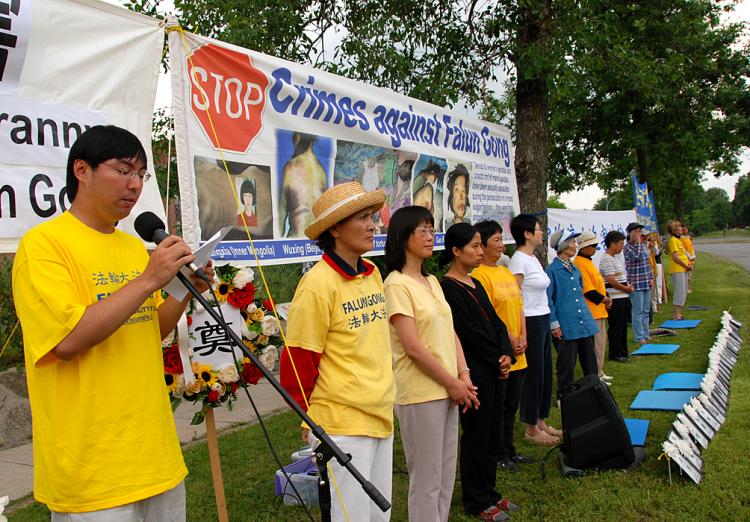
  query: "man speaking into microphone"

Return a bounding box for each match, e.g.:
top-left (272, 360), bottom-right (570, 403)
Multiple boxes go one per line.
top-left (12, 125), bottom-right (212, 520)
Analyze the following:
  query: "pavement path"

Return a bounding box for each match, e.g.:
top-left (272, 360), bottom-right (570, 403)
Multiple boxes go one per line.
top-left (693, 237), bottom-right (750, 272)
top-left (0, 373), bottom-right (289, 503)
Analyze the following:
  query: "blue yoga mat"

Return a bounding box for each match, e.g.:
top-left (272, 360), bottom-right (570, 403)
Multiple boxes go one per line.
top-left (660, 319), bottom-right (702, 329)
top-left (629, 390), bottom-right (697, 411)
top-left (652, 372), bottom-right (704, 391)
top-left (624, 418), bottom-right (650, 446)
top-left (631, 343), bottom-right (680, 355)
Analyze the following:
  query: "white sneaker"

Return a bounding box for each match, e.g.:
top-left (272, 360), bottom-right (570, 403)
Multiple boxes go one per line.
top-left (600, 378), bottom-right (612, 386)
top-left (600, 373), bottom-right (613, 382)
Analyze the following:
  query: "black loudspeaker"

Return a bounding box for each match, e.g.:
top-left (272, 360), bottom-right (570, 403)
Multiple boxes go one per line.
top-left (560, 374), bottom-right (635, 470)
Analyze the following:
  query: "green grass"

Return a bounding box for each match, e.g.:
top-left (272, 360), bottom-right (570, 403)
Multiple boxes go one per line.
top-left (8, 252), bottom-right (750, 521)
top-left (698, 229), bottom-right (750, 239)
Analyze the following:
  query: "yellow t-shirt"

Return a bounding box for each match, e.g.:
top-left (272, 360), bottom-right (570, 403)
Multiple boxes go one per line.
top-left (12, 212), bottom-right (186, 513)
top-left (384, 271), bottom-right (457, 405)
top-left (573, 255), bottom-right (609, 320)
top-left (471, 264), bottom-right (528, 371)
top-left (285, 258), bottom-right (395, 437)
top-left (668, 236), bottom-right (689, 274)
top-left (681, 236), bottom-right (695, 257)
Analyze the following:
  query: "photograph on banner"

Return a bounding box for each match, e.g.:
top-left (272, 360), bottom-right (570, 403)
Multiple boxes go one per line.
top-left (412, 155), bottom-right (447, 231)
top-left (0, 0), bottom-right (164, 252)
top-left (193, 155), bottom-right (273, 240)
top-left (444, 161), bottom-right (472, 228)
top-left (168, 25), bottom-right (520, 265)
top-left (632, 172), bottom-right (658, 232)
top-left (276, 130), bottom-right (333, 238)
top-left (547, 208), bottom-right (637, 265)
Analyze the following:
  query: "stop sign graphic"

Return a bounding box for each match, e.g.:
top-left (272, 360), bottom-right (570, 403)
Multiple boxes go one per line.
top-left (188, 44), bottom-right (269, 153)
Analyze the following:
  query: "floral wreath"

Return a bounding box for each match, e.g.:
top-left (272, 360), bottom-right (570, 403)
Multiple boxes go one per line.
top-left (162, 265), bottom-right (282, 425)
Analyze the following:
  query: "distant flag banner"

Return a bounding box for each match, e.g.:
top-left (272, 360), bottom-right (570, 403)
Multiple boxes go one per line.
top-left (167, 20), bottom-right (520, 265)
top-left (632, 171), bottom-right (658, 233)
top-left (0, 0), bottom-right (165, 252)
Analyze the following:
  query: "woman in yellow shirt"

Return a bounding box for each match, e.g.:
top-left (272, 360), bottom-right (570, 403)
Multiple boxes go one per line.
top-left (666, 220), bottom-right (693, 320)
top-left (384, 206), bottom-right (478, 522)
top-left (473, 220), bottom-right (535, 473)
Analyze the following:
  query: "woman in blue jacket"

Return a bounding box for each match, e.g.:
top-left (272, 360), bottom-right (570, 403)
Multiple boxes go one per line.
top-left (546, 230), bottom-right (598, 401)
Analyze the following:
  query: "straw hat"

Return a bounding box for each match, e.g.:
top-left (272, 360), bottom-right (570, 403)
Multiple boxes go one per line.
top-left (304, 182), bottom-right (385, 240)
top-left (576, 231), bottom-right (599, 250)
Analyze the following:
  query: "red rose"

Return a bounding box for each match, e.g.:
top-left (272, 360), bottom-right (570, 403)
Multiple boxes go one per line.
top-left (241, 361), bottom-right (263, 385)
top-left (231, 382), bottom-right (239, 393)
top-left (208, 390), bottom-right (220, 402)
top-left (227, 284), bottom-right (255, 309)
top-left (162, 343), bottom-right (183, 374)
top-left (186, 315), bottom-right (193, 327)
top-left (263, 297), bottom-right (275, 311)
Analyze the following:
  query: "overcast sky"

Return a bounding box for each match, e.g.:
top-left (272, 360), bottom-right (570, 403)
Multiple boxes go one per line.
top-left (108, 0), bottom-right (748, 208)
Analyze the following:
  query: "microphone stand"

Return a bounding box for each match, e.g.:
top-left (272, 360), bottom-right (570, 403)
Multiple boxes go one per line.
top-left (175, 272), bottom-right (391, 521)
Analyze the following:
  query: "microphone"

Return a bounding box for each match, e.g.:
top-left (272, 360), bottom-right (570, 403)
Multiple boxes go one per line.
top-left (134, 211), bottom-right (209, 281)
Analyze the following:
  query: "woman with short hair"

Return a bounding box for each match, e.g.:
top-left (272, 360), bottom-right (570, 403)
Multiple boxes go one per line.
top-left (508, 214), bottom-right (559, 446)
top-left (667, 220), bottom-right (693, 320)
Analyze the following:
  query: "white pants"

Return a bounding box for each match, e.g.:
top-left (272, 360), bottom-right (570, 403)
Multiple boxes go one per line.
top-left (51, 482), bottom-right (185, 522)
top-left (326, 434), bottom-right (393, 522)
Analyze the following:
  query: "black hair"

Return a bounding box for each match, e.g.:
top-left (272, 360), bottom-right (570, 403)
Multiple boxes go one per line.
top-left (439, 222), bottom-right (479, 265)
top-left (66, 125), bottom-right (147, 201)
top-left (475, 220), bottom-right (503, 246)
top-left (316, 230), bottom-right (336, 251)
top-left (385, 206), bottom-right (434, 274)
top-left (446, 164), bottom-right (470, 213)
top-left (604, 230), bottom-right (626, 248)
top-left (510, 214), bottom-right (538, 246)
top-left (240, 179), bottom-right (256, 198)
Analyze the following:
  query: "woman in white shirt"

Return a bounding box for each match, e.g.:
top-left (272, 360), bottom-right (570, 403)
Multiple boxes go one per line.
top-left (508, 214), bottom-right (560, 446)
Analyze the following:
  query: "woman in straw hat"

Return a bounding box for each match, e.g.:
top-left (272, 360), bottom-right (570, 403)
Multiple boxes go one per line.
top-left (280, 182), bottom-right (396, 522)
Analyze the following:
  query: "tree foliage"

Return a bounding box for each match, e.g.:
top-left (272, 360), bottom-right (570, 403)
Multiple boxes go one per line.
top-left (733, 174), bottom-right (750, 227)
top-left (549, 0), bottom-right (750, 216)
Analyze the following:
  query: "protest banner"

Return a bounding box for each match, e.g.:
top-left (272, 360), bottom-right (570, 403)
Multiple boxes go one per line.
top-left (167, 22), bottom-right (520, 264)
top-left (547, 208), bottom-right (636, 265)
top-left (632, 171), bottom-right (658, 233)
top-left (0, 0), bottom-right (165, 252)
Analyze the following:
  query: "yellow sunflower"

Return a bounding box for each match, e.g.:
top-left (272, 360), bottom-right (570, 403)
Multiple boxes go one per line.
top-left (215, 282), bottom-right (235, 303)
top-left (165, 373), bottom-right (179, 393)
top-left (195, 363), bottom-right (217, 388)
top-left (243, 339), bottom-right (257, 353)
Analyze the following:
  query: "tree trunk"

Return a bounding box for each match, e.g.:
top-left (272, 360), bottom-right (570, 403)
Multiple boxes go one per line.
top-left (514, 0), bottom-right (551, 264)
top-left (674, 185), bottom-right (685, 222)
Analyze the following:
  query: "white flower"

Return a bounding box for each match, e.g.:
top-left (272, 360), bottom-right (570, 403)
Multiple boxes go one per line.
top-left (261, 315), bottom-right (280, 336)
top-left (240, 320), bottom-right (252, 339)
top-left (217, 364), bottom-right (240, 383)
top-left (259, 345), bottom-right (279, 370)
top-left (247, 329), bottom-right (259, 340)
top-left (173, 374), bottom-right (186, 396)
top-left (232, 267), bottom-right (255, 289)
top-left (0, 495), bottom-right (8, 522)
top-left (246, 303), bottom-right (258, 314)
top-left (211, 381), bottom-right (224, 392)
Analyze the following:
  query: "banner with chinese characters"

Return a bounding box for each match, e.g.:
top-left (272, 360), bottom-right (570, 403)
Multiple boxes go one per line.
top-left (547, 208), bottom-right (637, 265)
top-left (0, 0), bottom-right (165, 252)
top-left (168, 21), bottom-right (520, 265)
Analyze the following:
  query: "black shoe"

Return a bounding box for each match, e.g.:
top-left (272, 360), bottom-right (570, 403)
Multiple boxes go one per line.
top-left (613, 356), bottom-right (629, 363)
top-left (510, 454), bottom-right (536, 464)
top-left (497, 458), bottom-right (519, 472)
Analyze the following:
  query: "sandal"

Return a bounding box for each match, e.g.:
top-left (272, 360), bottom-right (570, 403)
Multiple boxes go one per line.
top-left (478, 506), bottom-right (510, 521)
top-left (524, 431), bottom-right (559, 446)
top-left (541, 425), bottom-right (563, 437)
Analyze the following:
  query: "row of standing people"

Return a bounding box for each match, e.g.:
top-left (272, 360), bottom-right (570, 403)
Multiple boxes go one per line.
top-left (279, 182), bottom-right (597, 522)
